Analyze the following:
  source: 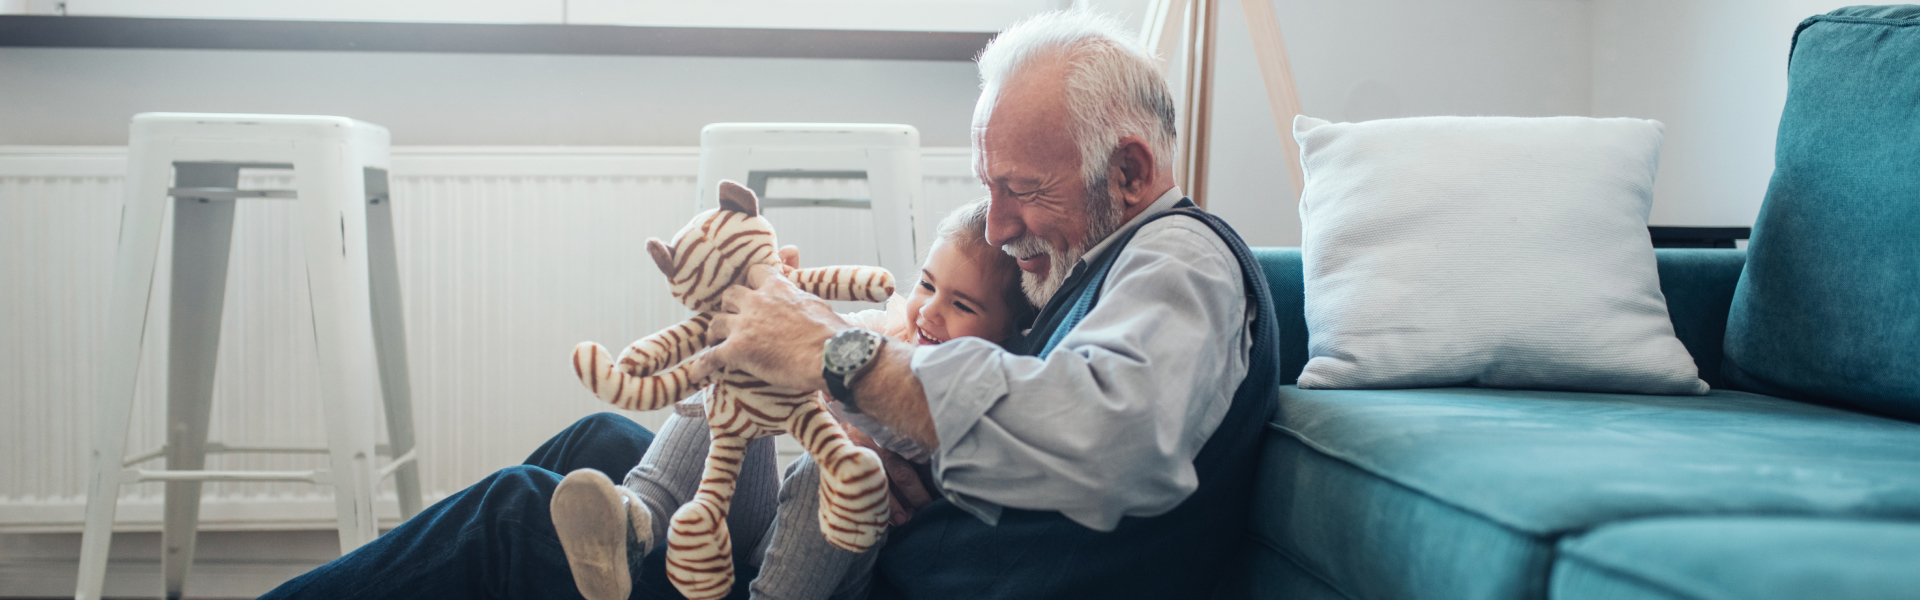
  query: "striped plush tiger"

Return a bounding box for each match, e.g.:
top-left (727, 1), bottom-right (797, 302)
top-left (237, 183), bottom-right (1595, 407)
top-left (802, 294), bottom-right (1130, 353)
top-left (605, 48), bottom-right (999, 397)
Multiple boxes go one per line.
top-left (570, 180), bottom-right (892, 600)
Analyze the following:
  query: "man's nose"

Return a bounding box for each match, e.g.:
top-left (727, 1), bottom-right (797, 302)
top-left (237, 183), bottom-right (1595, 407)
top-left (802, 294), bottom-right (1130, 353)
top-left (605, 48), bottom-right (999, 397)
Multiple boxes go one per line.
top-left (985, 196), bottom-right (1024, 247)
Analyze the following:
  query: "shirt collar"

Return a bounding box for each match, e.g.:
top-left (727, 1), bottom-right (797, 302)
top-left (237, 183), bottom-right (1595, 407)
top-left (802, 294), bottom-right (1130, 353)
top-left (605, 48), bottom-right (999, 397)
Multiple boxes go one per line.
top-left (1073, 186), bottom-right (1187, 273)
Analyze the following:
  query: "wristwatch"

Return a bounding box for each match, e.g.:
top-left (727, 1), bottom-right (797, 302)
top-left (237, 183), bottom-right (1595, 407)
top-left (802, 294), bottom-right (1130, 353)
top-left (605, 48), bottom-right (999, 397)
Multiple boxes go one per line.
top-left (822, 328), bottom-right (885, 413)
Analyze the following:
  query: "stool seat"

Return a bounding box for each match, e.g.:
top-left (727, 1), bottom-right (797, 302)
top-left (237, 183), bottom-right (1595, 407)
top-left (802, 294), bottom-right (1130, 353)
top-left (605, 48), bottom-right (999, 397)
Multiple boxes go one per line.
top-left (76, 113), bottom-right (423, 600)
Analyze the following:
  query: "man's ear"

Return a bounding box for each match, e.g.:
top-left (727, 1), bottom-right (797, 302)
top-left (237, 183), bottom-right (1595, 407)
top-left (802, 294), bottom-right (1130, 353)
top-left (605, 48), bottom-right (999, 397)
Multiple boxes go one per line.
top-left (647, 238), bottom-right (676, 276)
top-left (717, 180), bottom-right (760, 217)
top-left (1109, 136), bottom-right (1157, 207)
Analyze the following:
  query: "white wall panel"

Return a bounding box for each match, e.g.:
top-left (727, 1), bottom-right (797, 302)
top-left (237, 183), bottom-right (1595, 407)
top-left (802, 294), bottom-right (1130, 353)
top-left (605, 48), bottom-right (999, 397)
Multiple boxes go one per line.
top-left (0, 146), bottom-right (979, 532)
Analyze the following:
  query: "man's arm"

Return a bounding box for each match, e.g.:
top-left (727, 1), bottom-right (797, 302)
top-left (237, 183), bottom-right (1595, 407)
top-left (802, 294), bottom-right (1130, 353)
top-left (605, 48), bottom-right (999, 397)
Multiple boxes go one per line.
top-left (707, 219), bottom-right (1248, 531)
top-left (847, 342), bottom-right (937, 447)
top-left (703, 267), bottom-right (941, 448)
top-left (908, 220), bottom-right (1248, 531)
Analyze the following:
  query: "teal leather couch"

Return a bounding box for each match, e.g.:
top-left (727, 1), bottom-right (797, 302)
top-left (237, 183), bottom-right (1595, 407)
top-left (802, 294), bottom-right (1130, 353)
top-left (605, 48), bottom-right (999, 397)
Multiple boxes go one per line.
top-left (1231, 248), bottom-right (1920, 600)
top-left (1224, 7), bottom-right (1920, 600)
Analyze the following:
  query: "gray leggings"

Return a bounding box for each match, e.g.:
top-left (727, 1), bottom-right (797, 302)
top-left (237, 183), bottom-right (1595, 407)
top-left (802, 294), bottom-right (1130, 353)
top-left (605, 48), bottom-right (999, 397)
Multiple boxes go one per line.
top-left (623, 404), bottom-right (884, 600)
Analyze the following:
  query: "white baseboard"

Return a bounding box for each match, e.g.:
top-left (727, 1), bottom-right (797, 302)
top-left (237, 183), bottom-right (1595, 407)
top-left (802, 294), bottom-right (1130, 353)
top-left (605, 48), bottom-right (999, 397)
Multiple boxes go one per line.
top-left (1, 530), bottom-right (342, 599)
top-left (0, 494), bottom-right (446, 535)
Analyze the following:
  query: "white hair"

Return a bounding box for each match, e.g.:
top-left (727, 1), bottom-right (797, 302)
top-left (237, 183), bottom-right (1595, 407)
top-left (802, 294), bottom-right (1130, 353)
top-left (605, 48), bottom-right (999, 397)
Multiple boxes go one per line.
top-left (974, 9), bottom-right (1179, 187)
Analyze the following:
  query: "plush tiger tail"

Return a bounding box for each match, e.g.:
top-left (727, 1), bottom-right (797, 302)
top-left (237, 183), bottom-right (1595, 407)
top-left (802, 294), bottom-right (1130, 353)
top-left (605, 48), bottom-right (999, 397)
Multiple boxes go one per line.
top-left (571, 313), bottom-right (712, 412)
top-left (789, 265), bottom-right (896, 304)
top-left (665, 426), bottom-right (746, 600)
top-left (787, 398), bottom-right (889, 552)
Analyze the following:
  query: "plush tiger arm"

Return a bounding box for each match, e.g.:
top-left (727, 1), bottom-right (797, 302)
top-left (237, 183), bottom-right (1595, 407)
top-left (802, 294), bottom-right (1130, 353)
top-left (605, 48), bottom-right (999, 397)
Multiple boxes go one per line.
top-left (620, 313), bottom-right (713, 375)
top-left (788, 265), bottom-right (895, 304)
top-left (571, 313), bottom-right (713, 412)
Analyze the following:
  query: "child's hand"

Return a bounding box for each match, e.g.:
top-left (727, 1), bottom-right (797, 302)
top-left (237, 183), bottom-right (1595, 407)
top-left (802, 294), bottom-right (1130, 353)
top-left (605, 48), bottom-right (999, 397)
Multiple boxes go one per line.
top-left (880, 448), bottom-right (934, 526)
top-left (844, 424), bottom-right (935, 527)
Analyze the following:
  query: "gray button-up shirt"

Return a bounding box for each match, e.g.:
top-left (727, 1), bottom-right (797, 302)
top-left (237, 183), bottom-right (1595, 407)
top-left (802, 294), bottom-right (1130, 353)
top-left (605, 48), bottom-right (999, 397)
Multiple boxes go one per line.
top-left (910, 187), bottom-right (1252, 531)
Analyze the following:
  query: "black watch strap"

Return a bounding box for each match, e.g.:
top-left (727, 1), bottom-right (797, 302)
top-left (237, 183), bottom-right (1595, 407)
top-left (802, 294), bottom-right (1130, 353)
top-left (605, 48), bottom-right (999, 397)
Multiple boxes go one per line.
top-left (824, 367), bottom-right (860, 413)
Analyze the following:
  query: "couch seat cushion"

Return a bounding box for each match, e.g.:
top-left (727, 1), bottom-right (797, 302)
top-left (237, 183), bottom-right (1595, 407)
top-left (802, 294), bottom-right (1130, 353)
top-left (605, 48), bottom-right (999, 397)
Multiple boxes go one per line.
top-left (1553, 517), bottom-right (1920, 600)
top-left (1251, 386), bottom-right (1920, 600)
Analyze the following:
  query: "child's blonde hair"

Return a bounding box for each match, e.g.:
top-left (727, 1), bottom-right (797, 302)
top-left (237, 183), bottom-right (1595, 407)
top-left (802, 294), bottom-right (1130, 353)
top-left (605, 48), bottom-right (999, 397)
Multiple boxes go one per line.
top-left (936, 197), bottom-right (1040, 331)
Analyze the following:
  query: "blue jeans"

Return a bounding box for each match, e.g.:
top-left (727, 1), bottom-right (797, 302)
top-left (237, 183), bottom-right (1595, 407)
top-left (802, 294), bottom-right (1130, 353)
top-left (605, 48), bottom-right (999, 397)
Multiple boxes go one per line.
top-left (258, 413), bottom-right (757, 600)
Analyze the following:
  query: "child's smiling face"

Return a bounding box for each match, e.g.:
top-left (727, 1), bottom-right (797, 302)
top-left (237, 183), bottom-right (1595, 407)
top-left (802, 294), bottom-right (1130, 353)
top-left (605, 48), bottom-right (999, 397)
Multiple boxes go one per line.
top-left (907, 239), bottom-right (1018, 346)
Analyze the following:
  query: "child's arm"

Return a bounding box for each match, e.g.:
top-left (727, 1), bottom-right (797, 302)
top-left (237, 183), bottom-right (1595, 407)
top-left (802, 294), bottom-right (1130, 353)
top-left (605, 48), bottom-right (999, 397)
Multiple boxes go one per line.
top-left (840, 294), bottom-right (914, 343)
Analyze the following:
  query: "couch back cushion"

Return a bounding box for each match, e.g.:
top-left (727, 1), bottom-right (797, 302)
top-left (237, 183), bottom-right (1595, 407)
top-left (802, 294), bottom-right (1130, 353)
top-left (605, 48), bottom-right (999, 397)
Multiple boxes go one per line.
top-left (1255, 247), bottom-right (1746, 390)
top-left (1724, 6), bottom-right (1920, 421)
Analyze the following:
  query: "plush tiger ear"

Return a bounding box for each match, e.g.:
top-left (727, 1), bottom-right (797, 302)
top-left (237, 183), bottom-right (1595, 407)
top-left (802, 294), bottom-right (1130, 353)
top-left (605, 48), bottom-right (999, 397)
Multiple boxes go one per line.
top-left (646, 238), bottom-right (675, 276)
top-left (716, 180), bottom-right (760, 217)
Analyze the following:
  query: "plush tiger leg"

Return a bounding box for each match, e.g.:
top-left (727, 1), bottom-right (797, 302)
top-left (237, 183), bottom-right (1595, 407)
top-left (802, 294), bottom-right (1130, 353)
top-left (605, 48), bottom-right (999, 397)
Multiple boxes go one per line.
top-left (785, 398), bottom-right (888, 551)
top-left (664, 427), bottom-right (746, 600)
top-left (789, 266), bottom-right (896, 304)
top-left (571, 314), bottom-right (712, 411)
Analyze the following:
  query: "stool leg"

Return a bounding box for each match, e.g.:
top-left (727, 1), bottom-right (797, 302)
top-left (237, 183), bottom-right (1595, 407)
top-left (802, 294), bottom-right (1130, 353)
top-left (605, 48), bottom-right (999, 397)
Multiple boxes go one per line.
top-left (77, 147), bottom-right (179, 600)
top-left (362, 168), bottom-right (425, 520)
top-left (864, 162), bottom-right (924, 280)
top-left (161, 164), bottom-right (241, 599)
top-left (299, 155), bottom-right (381, 553)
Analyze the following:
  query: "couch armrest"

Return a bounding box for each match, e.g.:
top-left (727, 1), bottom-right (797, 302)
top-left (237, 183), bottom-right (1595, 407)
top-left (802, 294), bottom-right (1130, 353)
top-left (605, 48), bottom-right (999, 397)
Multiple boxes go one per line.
top-left (1654, 248), bottom-right (1746, 390)
top-left (1253, 247), bottom-right (1744, 389)
top-left (1251, 248), bottom-right (1308, 386)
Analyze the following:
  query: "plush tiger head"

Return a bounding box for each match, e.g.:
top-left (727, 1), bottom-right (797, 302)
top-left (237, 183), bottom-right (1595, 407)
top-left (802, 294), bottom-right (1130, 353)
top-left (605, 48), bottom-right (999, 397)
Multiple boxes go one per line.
top-left (647, 181), bottom-right (780, 313)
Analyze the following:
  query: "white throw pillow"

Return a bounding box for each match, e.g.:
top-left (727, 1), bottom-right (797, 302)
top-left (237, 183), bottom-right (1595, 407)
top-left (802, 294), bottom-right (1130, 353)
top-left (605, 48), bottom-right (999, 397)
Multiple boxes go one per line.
top-left (1293, 115), bottom-right (1707, 395)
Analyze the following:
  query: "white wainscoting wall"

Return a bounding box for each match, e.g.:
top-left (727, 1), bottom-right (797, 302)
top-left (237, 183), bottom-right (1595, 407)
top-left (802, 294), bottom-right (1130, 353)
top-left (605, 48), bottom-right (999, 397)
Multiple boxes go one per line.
top-left (0, 145), bottom-right (983, 533)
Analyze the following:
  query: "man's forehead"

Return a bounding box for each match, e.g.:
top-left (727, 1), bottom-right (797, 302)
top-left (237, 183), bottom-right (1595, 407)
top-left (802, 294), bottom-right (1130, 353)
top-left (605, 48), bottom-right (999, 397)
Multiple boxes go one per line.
top-left (972, 73), bottom-right (1071, 173)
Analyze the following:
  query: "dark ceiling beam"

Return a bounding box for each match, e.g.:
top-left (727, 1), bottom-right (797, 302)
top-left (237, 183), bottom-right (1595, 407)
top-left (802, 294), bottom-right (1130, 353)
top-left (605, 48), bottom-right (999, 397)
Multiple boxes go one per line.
top-left (0, 15), bottom-right (994, 61)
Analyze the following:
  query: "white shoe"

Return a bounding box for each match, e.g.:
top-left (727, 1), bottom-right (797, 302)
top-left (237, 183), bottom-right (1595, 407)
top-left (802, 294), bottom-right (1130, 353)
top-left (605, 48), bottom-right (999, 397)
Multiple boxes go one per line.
top-left (553, 468), bottom-right (654, 600)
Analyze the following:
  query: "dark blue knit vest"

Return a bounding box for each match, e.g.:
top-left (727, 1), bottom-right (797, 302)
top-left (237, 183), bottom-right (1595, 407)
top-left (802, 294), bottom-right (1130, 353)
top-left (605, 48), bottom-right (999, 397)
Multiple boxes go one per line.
top-left (870, 200), bottom-right (1281, 599)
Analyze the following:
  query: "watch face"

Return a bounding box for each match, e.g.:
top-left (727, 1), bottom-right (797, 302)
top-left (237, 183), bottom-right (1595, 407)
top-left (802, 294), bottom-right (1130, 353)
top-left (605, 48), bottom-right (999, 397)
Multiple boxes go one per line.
top-left (827, 330), bottom-right (872, 374)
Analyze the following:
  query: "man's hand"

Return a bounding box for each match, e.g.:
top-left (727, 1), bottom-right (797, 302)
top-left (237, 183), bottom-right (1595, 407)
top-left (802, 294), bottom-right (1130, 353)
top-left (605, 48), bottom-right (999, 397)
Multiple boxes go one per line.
top-left (844, 423), bottom-right (936, 526)
top-left (704, 264), bottom-right (849, 391)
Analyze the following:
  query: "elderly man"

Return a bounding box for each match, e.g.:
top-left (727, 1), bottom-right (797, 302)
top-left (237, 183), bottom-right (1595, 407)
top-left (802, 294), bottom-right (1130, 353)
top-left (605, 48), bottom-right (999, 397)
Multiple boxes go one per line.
top-left (705, 11), bottom-right (1280, 599)
top-left (255, 10), bottom-right (1275, 600)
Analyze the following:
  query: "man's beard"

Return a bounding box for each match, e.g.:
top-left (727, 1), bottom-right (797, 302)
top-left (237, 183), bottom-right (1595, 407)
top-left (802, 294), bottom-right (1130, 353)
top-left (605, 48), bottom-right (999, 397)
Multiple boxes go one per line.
top-left (1003, 172), bottom-right (1127, 307)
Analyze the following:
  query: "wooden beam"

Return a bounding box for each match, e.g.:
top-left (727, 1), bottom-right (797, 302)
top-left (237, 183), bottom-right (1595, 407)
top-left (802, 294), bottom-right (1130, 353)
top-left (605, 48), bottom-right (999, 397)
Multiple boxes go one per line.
top-left (1176, 0), bottom-right (1220, 208)
top-left (1239, 0), bottom-right (1306, 203)
top-left (1142, 0), bottom-right (1189, 72)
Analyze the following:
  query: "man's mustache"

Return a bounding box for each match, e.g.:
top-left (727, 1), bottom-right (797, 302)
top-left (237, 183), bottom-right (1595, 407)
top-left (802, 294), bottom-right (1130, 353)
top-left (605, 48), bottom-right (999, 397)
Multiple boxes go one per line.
top-left (1003, 235), bottom-right (1053, 260)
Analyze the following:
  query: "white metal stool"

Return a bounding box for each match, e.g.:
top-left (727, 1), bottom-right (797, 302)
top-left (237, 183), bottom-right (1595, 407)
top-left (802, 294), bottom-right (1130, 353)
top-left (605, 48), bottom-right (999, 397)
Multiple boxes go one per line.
top-left (76, 113), bottom-right (424, 600)
top-left (696, 123), bottom-right (928, 280)
top-left (697, 123), bottom-right (924, 466)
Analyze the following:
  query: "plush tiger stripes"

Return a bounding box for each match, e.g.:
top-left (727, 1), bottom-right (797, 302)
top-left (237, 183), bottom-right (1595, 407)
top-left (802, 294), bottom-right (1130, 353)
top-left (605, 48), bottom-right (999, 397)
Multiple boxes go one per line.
top-left (570, 180), bottom-right (893, 600)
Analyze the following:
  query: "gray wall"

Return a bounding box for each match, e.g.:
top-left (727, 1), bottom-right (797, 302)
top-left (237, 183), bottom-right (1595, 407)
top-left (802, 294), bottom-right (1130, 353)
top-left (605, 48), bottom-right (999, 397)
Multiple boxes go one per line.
top-left (1590, 0), bottom-right (1856, 229)
top-left (2, 0), bottom-right (1838, 243)
top-left (1203, 0), bottom-right (1594, 246)
top-left (0, 48), bottom-right (984, 147)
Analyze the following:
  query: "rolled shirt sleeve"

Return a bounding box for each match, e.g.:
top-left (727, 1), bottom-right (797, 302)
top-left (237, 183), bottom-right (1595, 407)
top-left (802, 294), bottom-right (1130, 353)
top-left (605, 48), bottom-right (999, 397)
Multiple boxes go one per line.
top-left (910, 215), bottom-right (1250, 531)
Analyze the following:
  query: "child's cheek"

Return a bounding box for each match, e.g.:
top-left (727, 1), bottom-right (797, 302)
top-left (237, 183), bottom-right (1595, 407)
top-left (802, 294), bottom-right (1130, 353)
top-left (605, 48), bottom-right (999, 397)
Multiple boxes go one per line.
top-left (905, 298), bottom-right (924, 325)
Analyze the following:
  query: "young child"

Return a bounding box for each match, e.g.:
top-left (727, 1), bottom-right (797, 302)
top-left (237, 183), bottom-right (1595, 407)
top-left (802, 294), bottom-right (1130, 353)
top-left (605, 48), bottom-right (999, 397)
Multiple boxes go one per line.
top-left (552, 197), bottom-right (1035, 600)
